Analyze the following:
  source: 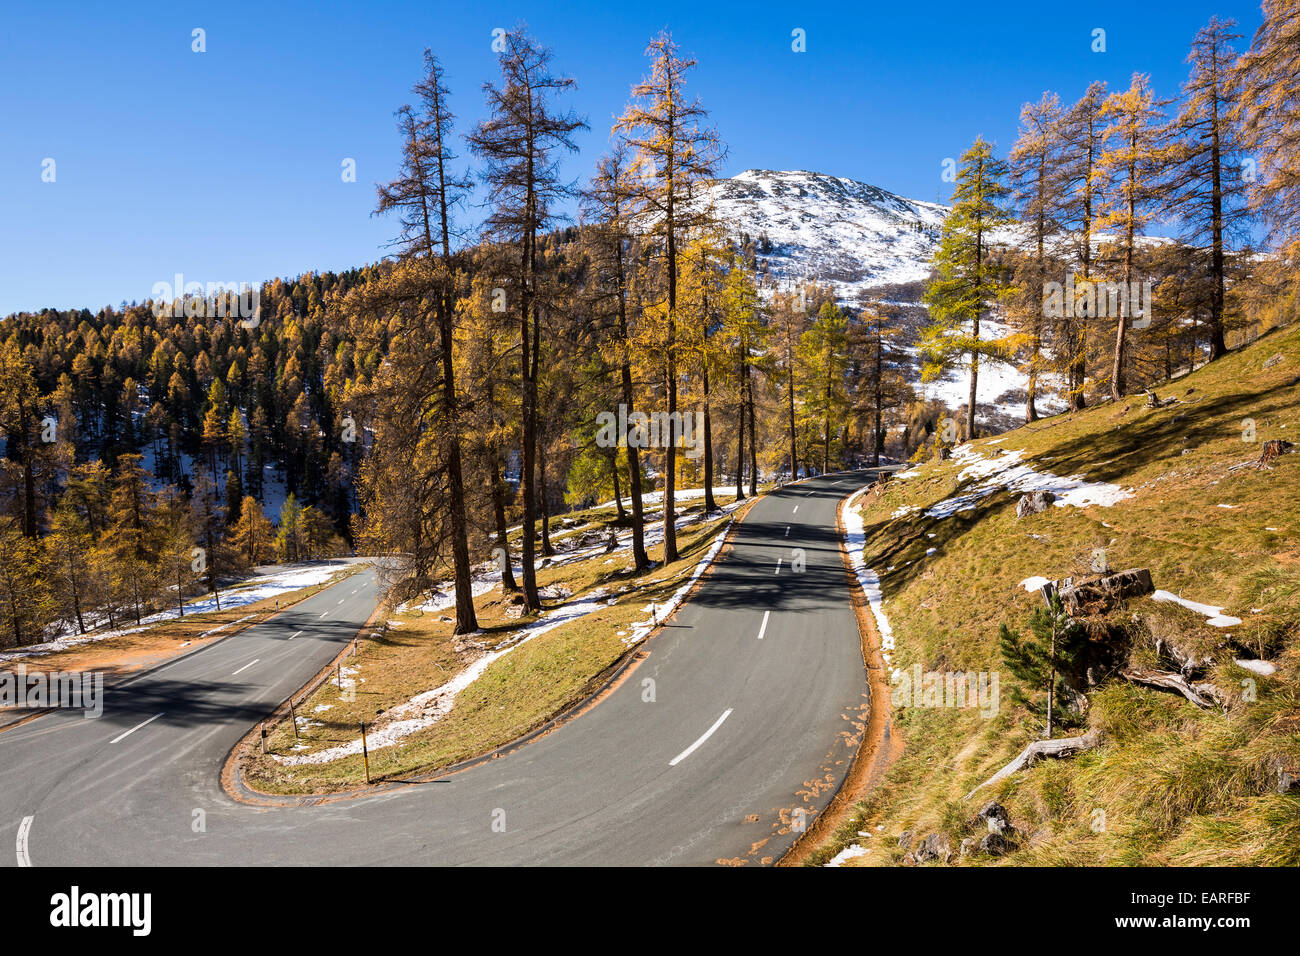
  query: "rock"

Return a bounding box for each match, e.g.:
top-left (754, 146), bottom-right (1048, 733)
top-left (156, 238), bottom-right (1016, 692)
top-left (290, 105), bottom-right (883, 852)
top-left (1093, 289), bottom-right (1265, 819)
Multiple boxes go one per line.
top-left (959, 837), bottom-right (977, 858)
top-left (897, 830), bottom-right (913, 850)
top-left (978, 831), bottom-right (1018, 856)
top-left (1059, 568), bottom-right (1154, 615)
top-left (913, 832), bottom-right (951, 864)
top-left (1279, 768), bottom-right (1298, 794)
top-left (1263, 352), bottom-right (1284, 370)
top-left (1016, 490), bottom-right (1057, 519)
top-left (968, 799), bottom-right (1012, 834)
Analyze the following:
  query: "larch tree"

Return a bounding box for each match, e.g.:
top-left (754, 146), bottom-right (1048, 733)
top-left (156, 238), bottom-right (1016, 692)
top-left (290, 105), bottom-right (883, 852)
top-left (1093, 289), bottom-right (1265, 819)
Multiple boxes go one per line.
top-left (582, 145), bottom-right (650, 568)
top-left (1097, 72), bottom-right (1166, 400)
top-left (1008, 92), bottom-right (1065, 422)
top-left (1234, 0), bottom-right (1300, 258)
top-left (1164, 18), bottom-right (1249, 361)
top-left (921, 136), bottom-right (1014, 441)
top-left (614, 30), bottom-right (724, 561)
top-left (678, 216), bottom-right (729, 513)
top-left (1054, 82), bottom-right (1108, 409)
top-left (468, 25), bottom-right (586, 612)
top-left (374, 49), bottom-right (479, 633)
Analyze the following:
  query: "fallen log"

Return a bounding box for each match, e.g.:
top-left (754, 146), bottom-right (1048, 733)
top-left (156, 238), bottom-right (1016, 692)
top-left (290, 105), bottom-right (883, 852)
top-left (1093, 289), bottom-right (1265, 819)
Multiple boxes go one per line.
top-left (1122, 668), bottom-right (1225, 709)
top-left (965, 729), bottom-right (1102, 800)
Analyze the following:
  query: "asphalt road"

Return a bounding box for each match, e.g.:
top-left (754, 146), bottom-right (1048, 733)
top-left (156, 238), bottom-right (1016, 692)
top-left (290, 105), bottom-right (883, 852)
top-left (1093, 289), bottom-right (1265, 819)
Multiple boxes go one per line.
top-left (1, 471), bottom-right (879, 866)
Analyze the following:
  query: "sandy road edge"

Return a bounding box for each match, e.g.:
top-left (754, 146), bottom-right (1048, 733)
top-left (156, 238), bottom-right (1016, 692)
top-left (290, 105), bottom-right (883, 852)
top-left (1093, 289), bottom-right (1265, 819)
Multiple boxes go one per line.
top-left (223, 497), bottom-right (762, 807)
top-left (779, 481), bottom-right (899, 867)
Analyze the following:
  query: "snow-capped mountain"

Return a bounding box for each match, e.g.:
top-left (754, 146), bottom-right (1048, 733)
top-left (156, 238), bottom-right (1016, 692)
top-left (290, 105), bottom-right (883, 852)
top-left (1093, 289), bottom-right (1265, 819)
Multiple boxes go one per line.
top-left (701, 169), bottom-right (949, 297)
top-left (701, 169), bottom-right (1064, 426)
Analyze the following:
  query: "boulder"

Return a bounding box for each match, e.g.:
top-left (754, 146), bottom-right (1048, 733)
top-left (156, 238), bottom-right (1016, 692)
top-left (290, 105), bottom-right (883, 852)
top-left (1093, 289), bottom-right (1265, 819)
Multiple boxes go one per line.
top-left (1016, 490), bottom-right (1057, 519)
top-left (897, 830), bottom-right (913, 850)
top-left (913, 832), bottom-right (951, 865)
top-left (978, 831), bottom-right (1018, 857)
top-left (969, 799), bottom-right (1012, 834)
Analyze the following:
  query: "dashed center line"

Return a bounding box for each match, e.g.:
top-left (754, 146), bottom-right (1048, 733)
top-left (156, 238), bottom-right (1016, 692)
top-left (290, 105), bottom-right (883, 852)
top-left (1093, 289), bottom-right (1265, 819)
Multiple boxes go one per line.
top-left (669, 709), bottom-right (733, 766)
top-left (232, 658), bottom-right (260, 676)
top-left (784, 525), bottom-right (790, 537)
top-left (756, 610), bottom-right (770, 640)
top-left (320, 611), bottom-right (330, 619)
top-left (16, 816), bottom-right (33, 867)
top-left (792, 505), bottom-right (799, 514)
top-left (110, 712), bottom-right (164, 744)
top-left (774, 558), bottom-right (782, 575)
top-left (337, 598), bottom-right (345, 605)
top-left (288, 630), bottom-right (303, 640)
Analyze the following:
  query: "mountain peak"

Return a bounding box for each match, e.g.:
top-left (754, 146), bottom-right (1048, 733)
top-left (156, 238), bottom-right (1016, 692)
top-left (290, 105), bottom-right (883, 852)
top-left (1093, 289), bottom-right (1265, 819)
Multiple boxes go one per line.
top-left (703, 169), bottom-right (948, 295)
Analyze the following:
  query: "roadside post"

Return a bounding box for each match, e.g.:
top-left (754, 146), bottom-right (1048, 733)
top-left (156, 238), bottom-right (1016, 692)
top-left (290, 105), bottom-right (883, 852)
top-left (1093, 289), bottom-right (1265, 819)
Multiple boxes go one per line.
top-left (361, 721), bottom-right (371, 784)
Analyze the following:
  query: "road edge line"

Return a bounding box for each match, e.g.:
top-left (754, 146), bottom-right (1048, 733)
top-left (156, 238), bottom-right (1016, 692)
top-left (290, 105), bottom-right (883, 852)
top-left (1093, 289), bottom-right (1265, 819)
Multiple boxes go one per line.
top-left (778, 479), bottom-right (899, 867)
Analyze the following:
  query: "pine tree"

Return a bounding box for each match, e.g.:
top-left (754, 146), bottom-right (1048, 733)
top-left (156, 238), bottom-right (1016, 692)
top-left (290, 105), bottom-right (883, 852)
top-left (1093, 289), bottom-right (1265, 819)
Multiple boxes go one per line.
top-left (921, 137), bottom-right (1014, 441)
top-left (797, 302), bottom-right (851, 474)
top-left (998, 594), bottom-right (1088, 735)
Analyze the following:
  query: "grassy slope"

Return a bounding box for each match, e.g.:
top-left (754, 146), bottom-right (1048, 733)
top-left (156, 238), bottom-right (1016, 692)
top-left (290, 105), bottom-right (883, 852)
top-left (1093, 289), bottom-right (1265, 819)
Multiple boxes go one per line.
top-left (241, 501), bottom-right (743, 794)
top-left (815, 324), bottom-right (1300, 866)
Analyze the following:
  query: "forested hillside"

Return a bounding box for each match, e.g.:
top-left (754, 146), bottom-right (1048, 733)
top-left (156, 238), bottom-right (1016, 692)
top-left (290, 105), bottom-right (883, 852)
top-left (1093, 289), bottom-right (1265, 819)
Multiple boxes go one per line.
top-left (3, 4), bottom-right (1299, 654)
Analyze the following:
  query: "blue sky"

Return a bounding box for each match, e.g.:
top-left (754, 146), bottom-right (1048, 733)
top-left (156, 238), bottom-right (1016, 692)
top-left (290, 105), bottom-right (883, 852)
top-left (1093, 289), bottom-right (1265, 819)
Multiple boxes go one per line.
top-left (0, 0), bottom-right (1264, 315)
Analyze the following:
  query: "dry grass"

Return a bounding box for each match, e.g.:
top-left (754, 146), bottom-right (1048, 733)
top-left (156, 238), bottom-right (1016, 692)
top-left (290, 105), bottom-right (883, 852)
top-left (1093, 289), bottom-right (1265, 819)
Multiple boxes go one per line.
top-left (813, 323), bottom-right (1300, 867)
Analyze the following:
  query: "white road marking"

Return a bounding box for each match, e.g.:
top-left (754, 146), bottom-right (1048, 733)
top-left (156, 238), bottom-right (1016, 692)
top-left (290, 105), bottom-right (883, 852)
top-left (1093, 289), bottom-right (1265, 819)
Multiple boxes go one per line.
top-left (669, 709), bottom-right (733, 767)
top-left (232, 658), bottom-right (260, 676)
top-left (784, 525), bottom-right (790, 537)
top-left (337, 598), bottom-right (345, 605)
top-left (16, 816), bottom-right (33, 867)
top-left (774, 558), bottom-right (782, 575)
top-left (320, 611), bottom-right (330, 619)
top-left (110, 712), bottom-right (164, 744)
top-left (792, 505), bottom-right (799, 514)
top-left (288, 630), bottom-right (303, 640)
top-left (756, 610), bottom-right (770, 641)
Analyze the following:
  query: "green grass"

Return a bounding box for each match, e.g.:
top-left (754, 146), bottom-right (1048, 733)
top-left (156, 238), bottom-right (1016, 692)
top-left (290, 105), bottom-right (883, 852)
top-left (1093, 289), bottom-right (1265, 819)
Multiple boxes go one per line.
top-left (818, 322), bottom-right (1300, 867)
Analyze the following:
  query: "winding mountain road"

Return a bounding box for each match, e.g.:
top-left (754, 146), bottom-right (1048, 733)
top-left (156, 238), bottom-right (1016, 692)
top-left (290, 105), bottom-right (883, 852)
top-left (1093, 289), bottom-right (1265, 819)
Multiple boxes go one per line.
top-left (1, 471), bottom-right (879, 866)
